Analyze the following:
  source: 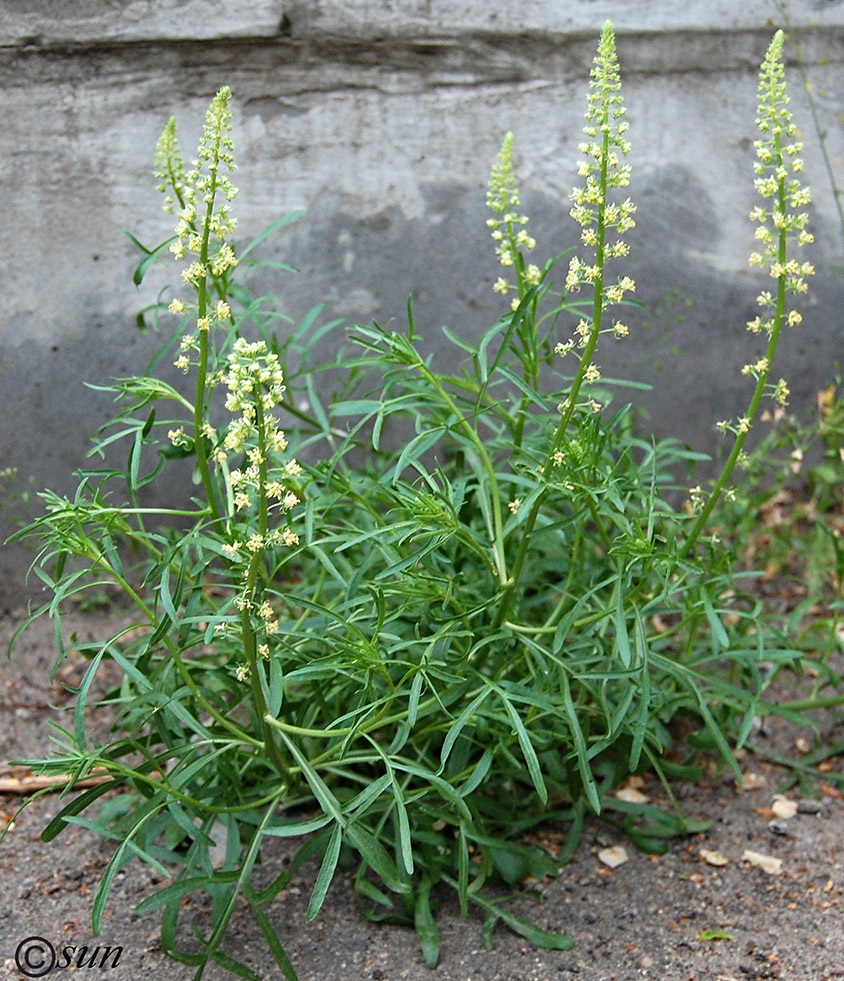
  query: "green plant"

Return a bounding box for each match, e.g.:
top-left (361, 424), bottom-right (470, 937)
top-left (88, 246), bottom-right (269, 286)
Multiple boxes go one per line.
top-left (5, 24), bottom-right (826, 980)
top-left (714, 375), bottom-right (844, 711)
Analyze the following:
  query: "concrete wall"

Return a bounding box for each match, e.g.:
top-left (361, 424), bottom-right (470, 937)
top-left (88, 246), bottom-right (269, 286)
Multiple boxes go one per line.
top-left (2, 0), bottom-right (844, 591)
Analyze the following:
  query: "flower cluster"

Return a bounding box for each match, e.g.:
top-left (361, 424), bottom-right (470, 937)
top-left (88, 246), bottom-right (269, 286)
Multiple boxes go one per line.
top-left (486, 132), bottom-right (541, 309)
top-left (169, 87), bottom-right (239, 266)
top-left (552, 21), bottom-right (635, 424)
top-left (563, 20), bottom-right (636, 328)
top-left (215, 339), bottom-right (302, 682)
top-left (741, 31), bottom-right (813, 413)
top-left (747, 32), bottom-right (813, 309)
top-left (154, 117), bottom-right (185, 216)
top-left (160, 88), bottom-right (239, 372)
top-left (217, 338), bottom-right (301, 556)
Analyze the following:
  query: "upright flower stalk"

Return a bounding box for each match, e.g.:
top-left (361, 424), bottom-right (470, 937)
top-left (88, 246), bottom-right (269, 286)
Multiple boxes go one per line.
top-left (215, 339), bottom-right (301, 781)
top-left (682, 30), bottom-right (813, 555)
top-left (552, 19), bottom-right (635, 445)
top-left (158, 91), bottom-right (302, 780)
top-left (487, 133), bottom-right (543, 447)
top-left (486, 132), bottom-right (540, 308)
top-left (162, 86), bottom-right (240, 528)
top-left (493, 21), bottom-right (634, 628)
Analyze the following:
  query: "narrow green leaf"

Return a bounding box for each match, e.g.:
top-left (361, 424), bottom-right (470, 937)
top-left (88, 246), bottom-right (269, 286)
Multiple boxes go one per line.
top-left (457, 821), bottom-right (470, 917)
top-left (239, 211), bottom-right (306, 258)
top-left (440, 689), bottom-right (489, 767)
top-left (702, 590), bottom-right (730, 652)
top-left (630, 611), bottom-right (650, 771)
top-left (613, 581), bottom-right (631, 669)
top-left (262, 814), bottom-right (333, 838)
top-left (345, 823), bottom-right (411, 895)
top-left (452, 876), bottom-right (574, 950)
top-left (392, 782), bottom-right (414, 877)
top-left (414, 877), bottom-right (440, 968)
top-left (41, 779), bottom-right (122, 842)
top-left (307, 823), bottom-right (342, 920)
top-left (559, 670), bottom-right (601, 813)
top-left (135, 874), bottom-right (226, 914)
top-left (244, 884), bottom-right (300, 981)
top-left (72, 645), bottom-right (106, 748)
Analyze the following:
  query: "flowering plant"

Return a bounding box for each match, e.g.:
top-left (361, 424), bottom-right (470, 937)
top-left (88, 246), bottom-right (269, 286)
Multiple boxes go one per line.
top-left (7, 26), bottom-right (824, 980)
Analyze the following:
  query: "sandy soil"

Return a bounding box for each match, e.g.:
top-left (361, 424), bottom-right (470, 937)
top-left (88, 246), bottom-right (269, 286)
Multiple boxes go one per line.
top-left (2, 605), bottom-right (843, 981)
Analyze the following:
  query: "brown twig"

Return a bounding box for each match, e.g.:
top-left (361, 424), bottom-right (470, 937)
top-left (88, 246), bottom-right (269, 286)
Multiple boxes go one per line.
top-left (0, 770), bottom-right (112, 794)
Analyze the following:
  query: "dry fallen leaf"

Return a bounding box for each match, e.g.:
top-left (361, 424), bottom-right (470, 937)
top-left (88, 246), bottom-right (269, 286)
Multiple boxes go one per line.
top-left (615, 787), bottom-right (649, 804)
top-left (742, 849), bottom-right (782, 875)
top-left (740, 771), bottom-right (767, 790)
top-left (760, 490), bottom-right (794, 527)
top-left (772, 796), bottom-right (798, 819)
top-left (699, 848), bottom-right (729, 867)
top-left (598, 846), bottom-right (629, 869)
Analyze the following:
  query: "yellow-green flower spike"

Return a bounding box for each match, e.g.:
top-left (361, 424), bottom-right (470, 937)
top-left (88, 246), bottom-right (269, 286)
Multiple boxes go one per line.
top-left (747, 30), bottom-right (814, 335)
top-left (565, 20), bottom-right (636, 324)
top-left (486, 132), bottom-right (538, 301)
top-left (154, 116), bottom-right (185, 215)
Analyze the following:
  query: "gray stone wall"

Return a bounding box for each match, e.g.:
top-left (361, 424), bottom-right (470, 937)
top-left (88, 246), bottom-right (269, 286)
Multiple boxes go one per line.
top-left (2, 0), bottom-right (844, 590)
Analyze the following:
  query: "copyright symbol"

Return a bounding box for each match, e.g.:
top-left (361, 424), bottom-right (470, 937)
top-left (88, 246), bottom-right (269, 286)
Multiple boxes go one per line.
top-left (14, 937), bottom-right (56, 978)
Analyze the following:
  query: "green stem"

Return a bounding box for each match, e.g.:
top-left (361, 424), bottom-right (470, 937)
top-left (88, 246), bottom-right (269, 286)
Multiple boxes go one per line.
top-left (493, 125), bottom-right (610, 631)
top-left (241, 394), bottom-right (293, 784)
top-left (414, 357), bottom-right (508, 584)
top-left (193, 153), bottom-right (222, 530)
top-left (682, 145), bottom-right (789, 557)
top-left (82, 548), bottom-right (259, 747)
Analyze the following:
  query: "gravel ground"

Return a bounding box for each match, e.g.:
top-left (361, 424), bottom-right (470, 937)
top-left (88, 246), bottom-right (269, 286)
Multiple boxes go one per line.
top-left (2, 606), bottom-right (843, 981)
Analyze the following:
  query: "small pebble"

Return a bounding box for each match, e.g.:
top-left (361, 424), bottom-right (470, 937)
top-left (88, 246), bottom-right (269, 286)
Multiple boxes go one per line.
top-left (797, 799), bottom-right (823, 814)
top-left (768, 818), bottom-right (789, 835)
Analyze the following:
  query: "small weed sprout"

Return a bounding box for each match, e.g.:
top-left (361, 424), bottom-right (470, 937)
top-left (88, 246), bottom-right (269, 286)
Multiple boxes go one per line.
top-left (6, 24), bottom-right (831, 981)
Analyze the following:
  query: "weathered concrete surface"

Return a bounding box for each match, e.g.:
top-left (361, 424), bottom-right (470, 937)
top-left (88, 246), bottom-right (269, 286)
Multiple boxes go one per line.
top-left (1, 1), bottom-right (843, 589)
top-left (4, 0), bottom-right (844, 43)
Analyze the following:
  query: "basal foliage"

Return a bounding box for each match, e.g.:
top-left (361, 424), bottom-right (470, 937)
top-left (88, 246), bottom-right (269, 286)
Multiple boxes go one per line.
top-left (6, 25), bottom-right (821, 980)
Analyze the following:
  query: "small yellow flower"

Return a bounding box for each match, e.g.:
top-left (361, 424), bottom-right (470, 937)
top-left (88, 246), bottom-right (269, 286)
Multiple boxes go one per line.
top-left (525, 264), bottom-right (541, 286)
